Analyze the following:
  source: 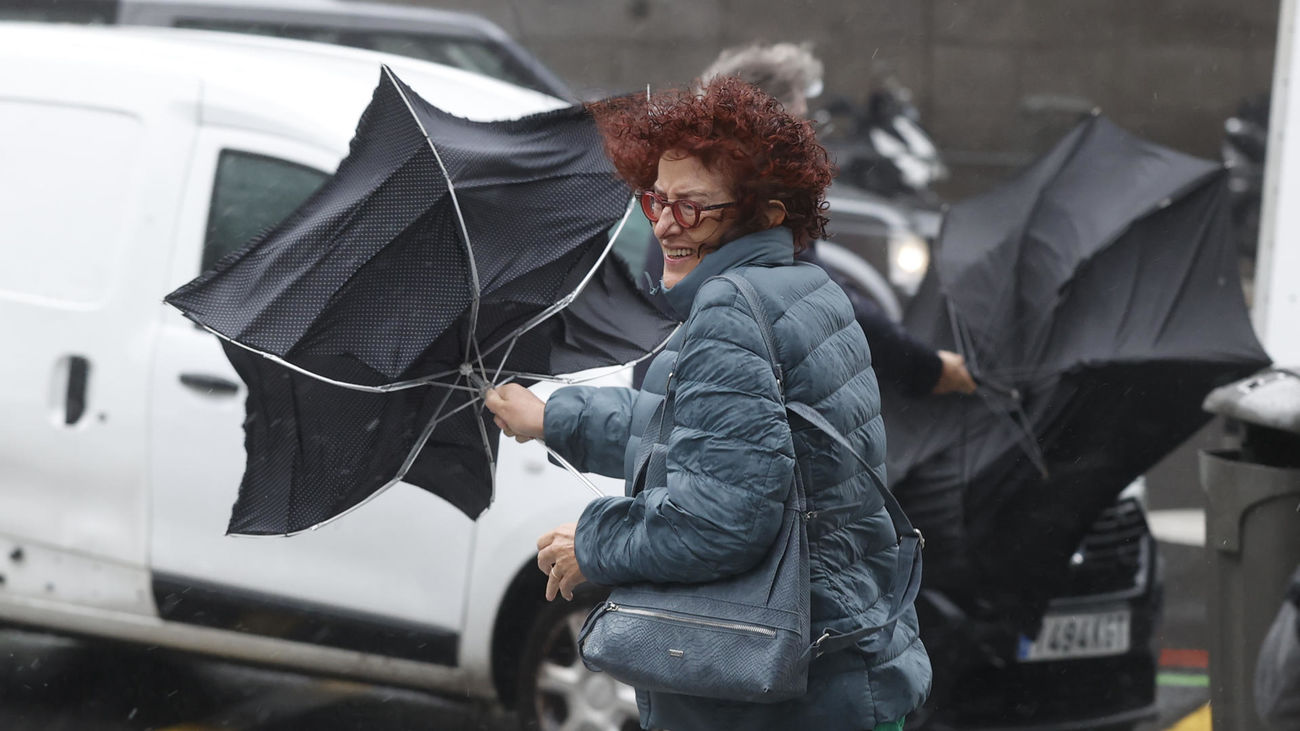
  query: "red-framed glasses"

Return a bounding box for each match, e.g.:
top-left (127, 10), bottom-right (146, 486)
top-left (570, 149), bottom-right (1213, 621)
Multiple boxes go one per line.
top-left (639, 190), bottom-right (737, 229)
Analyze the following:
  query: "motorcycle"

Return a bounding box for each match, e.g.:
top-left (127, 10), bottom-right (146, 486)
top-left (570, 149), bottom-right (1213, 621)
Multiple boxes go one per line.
top-left (815, 77), bottom-right (948, 208)
top-left (1222, 92), bottom-right (1270, 259)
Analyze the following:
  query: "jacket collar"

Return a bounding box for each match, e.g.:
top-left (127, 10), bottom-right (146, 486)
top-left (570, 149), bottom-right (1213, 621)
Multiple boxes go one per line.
top-left (660, 227), bottom-right (794, 320)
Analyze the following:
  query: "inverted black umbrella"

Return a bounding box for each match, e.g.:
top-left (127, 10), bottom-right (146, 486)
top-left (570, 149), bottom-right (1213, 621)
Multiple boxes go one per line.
top-left (166, 67), bottom-right (674, 535)
top-left (882, 113), bottom-right (1271, 629)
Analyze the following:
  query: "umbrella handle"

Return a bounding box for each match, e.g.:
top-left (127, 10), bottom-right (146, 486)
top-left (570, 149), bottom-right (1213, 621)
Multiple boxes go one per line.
top-left (973, 376), bottom-right (1021, 402)
top-left (462, 366), bottom-right (605, 499)
top-left (540, 441), bottom-right (608, 499)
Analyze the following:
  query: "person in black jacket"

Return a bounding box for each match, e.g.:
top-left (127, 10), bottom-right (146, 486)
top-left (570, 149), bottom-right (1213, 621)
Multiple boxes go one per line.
top-left (805, 246), bottom-right (974, 396)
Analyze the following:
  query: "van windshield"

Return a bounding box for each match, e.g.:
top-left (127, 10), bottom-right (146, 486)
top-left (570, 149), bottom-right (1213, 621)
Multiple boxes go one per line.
top-left (174, 19), bottom-right (558, 96)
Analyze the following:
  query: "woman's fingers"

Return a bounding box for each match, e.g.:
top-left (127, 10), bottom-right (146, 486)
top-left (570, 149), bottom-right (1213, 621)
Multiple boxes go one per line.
top-left (545, 566), bottom-right (562, 601)
top-left (537, 540), bottom-right (559, 572)
top-left (544, 565), bottom-right (584, 602)
top-left (537, 523), bottom-right (583, 599)
top-left (559, 570), bottom-right (585, 601)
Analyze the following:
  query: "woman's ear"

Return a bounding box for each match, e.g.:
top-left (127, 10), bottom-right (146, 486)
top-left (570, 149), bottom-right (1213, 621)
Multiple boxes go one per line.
top-left (761, 200), bottom-right (788, 228)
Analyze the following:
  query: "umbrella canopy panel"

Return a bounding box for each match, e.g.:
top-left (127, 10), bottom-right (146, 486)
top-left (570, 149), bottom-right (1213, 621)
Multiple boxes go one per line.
top-left (222, 342), bottom-right (497, 534)
top-left (167, 67), bottom-right (631, 386)
top-left (940, 116), bottom-right (1231, 377)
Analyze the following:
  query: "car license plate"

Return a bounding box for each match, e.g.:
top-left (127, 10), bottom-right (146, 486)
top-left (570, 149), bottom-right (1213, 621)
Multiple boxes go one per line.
top-left (1017, 609), bottom-right (1131, 662)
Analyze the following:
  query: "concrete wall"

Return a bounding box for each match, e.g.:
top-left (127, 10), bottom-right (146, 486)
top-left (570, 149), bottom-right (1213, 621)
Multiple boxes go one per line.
top-left (390, 0), bottom-right (1279, 195)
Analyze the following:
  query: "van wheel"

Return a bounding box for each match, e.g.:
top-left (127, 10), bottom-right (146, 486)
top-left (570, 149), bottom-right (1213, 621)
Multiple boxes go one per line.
top-left (516, 591), bottom-right (641, 731)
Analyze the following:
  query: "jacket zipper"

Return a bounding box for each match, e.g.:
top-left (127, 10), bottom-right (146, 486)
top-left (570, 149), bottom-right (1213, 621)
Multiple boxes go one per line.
top-left (605, 602), bottom-right (777, 638)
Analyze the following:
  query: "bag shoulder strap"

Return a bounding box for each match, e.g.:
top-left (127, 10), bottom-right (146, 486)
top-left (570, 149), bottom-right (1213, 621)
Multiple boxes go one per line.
top-left (633, 270), bottom-right (806, 510)
top-left (717, 272), bottom-right (785, 393)
top-left (712, 272), bottom-right (801, 515)
top-left (719, 271), bottom-right (923, 658)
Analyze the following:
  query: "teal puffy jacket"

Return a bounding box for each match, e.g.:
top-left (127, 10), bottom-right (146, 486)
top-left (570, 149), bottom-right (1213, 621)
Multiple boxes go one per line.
top-left (544, 227), bottom-right (931, 729)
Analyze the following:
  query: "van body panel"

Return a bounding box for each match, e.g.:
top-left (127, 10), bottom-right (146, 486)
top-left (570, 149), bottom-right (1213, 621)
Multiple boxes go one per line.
top-left (0, 56), bottom-right (200, 570)
top-left (0, 533), bottom-right (156, 616)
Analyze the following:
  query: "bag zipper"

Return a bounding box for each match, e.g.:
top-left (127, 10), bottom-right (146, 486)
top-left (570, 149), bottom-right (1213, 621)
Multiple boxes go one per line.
top-left (605, 602), bottom-right (777, 638)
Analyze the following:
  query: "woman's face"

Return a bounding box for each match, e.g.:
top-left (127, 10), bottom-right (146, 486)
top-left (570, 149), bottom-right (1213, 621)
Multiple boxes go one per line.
top-left (651, 152), bottom-right (738, 289)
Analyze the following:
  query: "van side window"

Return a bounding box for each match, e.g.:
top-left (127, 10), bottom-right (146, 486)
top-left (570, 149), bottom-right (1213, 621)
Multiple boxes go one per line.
top-left (203, 151), bottom-right (328, 272)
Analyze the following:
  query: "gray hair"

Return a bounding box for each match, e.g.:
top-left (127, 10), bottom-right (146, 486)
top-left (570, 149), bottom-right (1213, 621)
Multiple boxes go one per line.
top-left (699, 42), bottom-right (824, 110)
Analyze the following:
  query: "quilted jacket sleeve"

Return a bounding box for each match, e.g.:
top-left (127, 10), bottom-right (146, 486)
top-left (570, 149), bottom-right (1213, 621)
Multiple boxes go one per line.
top-left (544, 386), bottom-right (636, 479)
top-left (574, 278), bottom-right (796, 585)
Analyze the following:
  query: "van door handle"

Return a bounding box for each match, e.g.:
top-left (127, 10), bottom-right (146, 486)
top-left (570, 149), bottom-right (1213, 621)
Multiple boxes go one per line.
top-left (179, 373), bottom-right (240, 396)
top-left (65, 356), bottom-right (89, 425)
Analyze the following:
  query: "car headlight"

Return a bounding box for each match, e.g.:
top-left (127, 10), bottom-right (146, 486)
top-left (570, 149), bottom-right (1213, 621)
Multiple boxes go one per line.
top-left (1118, 475), bottom-right (1149, 512)
top-left (887, 231), bottom-right (929, 296)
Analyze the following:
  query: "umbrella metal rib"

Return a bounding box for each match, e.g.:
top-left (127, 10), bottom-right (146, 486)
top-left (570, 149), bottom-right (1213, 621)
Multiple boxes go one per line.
top-left (947, 300), bottom-right (1050, 478)
top-left (493, 323), bottom-right (679, 385)
top-left (383, 65), bottom-right (494, 395)
top-left (479, 199), bottom-right (638, 374)
top-left (227, 374), bottom-right (465, 538)
top-left (460, 367), bottom-right (605, 498)
top-left (386, 67), bottom-right (635, 505)
top-left (193, 322), bottom-right (477, 394)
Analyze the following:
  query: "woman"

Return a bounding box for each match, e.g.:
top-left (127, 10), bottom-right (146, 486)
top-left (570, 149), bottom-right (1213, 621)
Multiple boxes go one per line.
top-left (624, 42), bottom-right (976, 399)
top-left (485, 77), bottom-right (930, 730)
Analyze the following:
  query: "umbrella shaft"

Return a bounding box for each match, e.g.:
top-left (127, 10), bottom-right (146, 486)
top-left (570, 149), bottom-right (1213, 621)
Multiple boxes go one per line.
top-left (541, 442), bottom-right (606, 499)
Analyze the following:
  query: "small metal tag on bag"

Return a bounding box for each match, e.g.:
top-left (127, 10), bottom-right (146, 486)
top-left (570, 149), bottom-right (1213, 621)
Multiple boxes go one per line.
top-left (668, 649), bottom-right (684, 658)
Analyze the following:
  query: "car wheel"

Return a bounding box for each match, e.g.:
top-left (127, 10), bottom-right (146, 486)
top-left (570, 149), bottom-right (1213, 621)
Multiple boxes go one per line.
top-left (516, 591), bottom-right (641, 731)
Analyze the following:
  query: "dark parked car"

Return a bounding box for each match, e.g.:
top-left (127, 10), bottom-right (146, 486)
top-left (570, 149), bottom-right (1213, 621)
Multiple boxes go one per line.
top-left (914, 480), bottom-right (1161, 730)
top-left (0, 0), bottom-right (574, 99)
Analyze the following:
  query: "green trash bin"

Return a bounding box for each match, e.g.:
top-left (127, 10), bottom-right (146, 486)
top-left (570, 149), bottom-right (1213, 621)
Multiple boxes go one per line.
top-left (1200, 368), bottom-right (1300, 731)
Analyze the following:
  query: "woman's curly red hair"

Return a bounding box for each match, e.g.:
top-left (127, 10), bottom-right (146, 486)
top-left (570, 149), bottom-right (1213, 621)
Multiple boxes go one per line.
top-left (588, 76), bottom-right (834, 251)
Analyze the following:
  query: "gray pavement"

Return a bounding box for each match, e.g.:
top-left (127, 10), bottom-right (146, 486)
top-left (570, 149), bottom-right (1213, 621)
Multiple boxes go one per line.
top-left (0, 630), bottom-right (513, 731)
top-left (0, 426), bottom-right (1222, 731)
top-left (0, 540), bottom-right (1211, 731)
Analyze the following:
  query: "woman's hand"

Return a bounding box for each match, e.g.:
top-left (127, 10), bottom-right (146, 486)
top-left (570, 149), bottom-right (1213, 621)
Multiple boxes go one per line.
top-left (484, 383), bottom-right (546, 443)
top-left (537, 522), bottom-right (588, 601)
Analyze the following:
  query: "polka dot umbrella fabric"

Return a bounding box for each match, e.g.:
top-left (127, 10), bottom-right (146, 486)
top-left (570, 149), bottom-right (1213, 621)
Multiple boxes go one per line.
top-left (166, 68), bottom-right (674, 534)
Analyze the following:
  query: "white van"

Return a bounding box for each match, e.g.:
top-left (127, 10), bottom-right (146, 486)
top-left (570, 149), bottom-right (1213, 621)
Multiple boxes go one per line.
top-left (0, 22), bottom-right (637, 730)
